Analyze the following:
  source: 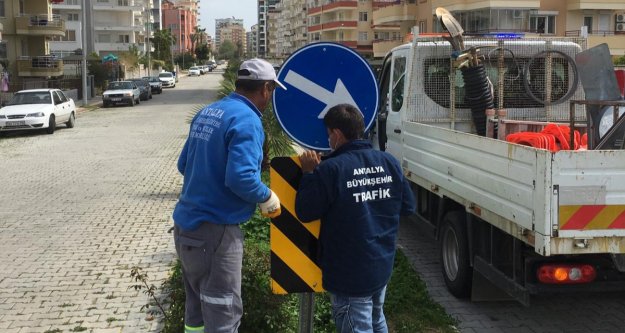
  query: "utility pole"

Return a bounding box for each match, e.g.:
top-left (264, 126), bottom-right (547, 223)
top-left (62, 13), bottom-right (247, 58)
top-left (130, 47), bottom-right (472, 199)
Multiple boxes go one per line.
top-left (147, 7), bottom-right (151, 77)
top-left (81, 0), bottom-right (88, 106)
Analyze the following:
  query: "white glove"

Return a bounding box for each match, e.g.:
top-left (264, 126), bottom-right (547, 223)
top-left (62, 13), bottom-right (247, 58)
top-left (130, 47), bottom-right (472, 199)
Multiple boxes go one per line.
top-left (259, 190), bottom-right (281, 218)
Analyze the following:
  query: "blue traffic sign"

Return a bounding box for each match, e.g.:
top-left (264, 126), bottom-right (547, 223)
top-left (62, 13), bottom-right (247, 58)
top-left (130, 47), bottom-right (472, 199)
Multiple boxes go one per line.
top-left (273, 42), bottom-right (379, 151)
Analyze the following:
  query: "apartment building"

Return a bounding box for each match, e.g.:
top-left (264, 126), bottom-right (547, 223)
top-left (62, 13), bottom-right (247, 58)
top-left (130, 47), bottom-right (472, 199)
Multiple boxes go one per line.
top-left (215, 18), bottom-right (246, 52)
top-left (306, 0), bottom-right (375, 58)
top-left (50, 0), bottom-right (152, 57)
top-left (258, 0), bottom-right (281, 57)
top-left (0, 0), bottom-right (66, 81)
top-left (152, 0), bottom-right (162, 30)
top-left (273, 0), bottom-right (307, 58)
top-left (248, 24), bottom-right (259, 58)
top-left (162, 0), bottom-right (198, 54)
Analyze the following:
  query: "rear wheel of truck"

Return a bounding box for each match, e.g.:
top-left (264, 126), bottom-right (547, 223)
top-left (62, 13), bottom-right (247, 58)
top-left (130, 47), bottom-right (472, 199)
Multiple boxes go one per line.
top-left (440, 211), bottom-right (472, 298)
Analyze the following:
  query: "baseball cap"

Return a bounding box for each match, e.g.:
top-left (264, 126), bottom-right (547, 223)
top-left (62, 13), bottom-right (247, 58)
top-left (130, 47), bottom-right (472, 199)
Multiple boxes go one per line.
top-left (238, 58), bottom-right (287, 90)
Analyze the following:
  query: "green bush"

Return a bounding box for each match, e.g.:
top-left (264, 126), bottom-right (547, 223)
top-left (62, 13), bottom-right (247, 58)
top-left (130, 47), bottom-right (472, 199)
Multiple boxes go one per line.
top-left (240, 240), bottom-right (299, 332)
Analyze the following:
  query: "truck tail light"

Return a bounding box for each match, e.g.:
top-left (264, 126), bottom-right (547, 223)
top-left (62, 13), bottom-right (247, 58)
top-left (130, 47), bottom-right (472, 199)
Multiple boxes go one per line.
top-left (537, 264), bottom-right (596, 284)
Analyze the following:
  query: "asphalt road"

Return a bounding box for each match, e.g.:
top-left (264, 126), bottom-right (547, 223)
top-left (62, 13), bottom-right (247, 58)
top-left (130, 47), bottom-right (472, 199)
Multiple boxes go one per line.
top-left (0, 71), bottom-right (221, 333)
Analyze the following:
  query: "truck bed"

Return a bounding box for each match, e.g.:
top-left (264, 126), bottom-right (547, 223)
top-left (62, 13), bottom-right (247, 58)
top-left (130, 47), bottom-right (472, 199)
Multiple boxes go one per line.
top-left (402, 121), bottom-right (625, 256)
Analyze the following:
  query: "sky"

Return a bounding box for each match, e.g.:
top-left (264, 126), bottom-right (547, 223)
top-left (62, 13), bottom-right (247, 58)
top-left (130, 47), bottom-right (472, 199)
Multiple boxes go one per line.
top-left (199, 0), bottom-right (258, 38)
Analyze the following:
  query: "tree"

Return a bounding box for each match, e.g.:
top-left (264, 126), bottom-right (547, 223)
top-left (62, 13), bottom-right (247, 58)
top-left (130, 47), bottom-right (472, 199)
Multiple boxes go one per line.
top-left (218, 40), bottom-right (237, 60)
top-left (119, 44), bottom-right (142, 74)
top-left (195, 44), bottom-right (209, 62)
top-left (190, 26), bottom-right (206, 59)
top-left (615, 55), bottom-right (625, 66)
top-left (152, 29), bottom-right (175, 66)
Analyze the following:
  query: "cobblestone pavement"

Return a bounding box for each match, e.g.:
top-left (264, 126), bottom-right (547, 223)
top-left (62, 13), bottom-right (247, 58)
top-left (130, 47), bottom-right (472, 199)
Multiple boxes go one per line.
top-left (0, 74), bottom-right (220, 333)
top-left (397, 218), bottom-right (625, 333)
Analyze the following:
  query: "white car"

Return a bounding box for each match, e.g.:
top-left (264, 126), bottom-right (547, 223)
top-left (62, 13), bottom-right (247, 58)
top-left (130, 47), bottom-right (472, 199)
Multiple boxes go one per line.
top-left (188, 66), bottom-right (201, 76)
top-left (159, 72), bottom-right (176, 88)
top-left (0, 89), bottom-right (76, 135)
top-left (102, 81), bottom-right (141, 107)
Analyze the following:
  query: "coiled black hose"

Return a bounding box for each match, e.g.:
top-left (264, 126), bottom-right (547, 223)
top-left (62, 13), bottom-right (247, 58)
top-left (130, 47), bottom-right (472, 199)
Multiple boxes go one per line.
top-left (461, 64), bottom-right (494, 136)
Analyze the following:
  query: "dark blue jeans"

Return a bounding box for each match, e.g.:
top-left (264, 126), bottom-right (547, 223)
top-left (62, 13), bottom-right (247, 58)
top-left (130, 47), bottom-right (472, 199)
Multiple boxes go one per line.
top-left (330, 286), bottom-right (388, 333)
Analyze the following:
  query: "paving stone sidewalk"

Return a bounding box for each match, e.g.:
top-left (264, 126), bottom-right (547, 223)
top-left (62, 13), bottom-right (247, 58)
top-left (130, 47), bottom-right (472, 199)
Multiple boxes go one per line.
top-left (0, 78), bottom-right (215, 332)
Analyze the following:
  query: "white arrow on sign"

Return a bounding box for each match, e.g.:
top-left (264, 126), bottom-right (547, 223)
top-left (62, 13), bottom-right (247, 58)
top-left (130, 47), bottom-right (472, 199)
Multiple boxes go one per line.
top-left (284, 70), bottom-right (358, 119)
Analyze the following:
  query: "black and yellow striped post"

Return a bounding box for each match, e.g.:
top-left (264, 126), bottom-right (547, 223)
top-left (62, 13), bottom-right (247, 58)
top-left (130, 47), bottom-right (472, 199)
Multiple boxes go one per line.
top-left (269, 156), bottom-right (324, 294)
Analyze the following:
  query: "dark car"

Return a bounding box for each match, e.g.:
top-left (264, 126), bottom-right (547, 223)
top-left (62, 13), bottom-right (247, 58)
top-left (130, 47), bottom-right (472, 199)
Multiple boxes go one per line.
top-left (129, 79), bottom-right (152, 101)
top-left (142, 76), bottom-right (163, 94)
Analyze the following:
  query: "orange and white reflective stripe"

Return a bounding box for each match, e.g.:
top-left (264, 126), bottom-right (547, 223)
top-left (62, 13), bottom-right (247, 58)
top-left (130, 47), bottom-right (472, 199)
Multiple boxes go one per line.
top-left (559, 205), bottom-right (625, 230)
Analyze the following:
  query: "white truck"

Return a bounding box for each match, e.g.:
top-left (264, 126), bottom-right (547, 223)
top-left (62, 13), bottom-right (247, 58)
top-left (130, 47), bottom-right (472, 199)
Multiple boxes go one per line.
top-left (372, 35), bottom-right (625, 305)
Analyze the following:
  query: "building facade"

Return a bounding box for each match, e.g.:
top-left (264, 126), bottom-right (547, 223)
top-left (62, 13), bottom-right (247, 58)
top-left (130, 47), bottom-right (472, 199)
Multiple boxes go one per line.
top-left (257, 0), bottom-right (281, 57)
top-left (50, 0), bottom-right (153, 57)
top-left (0, 0), bottom-right (66, 82)
top-left (263, 0), bottom-right (625, 61)
top-left (215, 18), bottom-right (246, 53)
top-left (162, 0), bottom-right (198, 55)
top-left (247, 24), bottom-right (259, 58)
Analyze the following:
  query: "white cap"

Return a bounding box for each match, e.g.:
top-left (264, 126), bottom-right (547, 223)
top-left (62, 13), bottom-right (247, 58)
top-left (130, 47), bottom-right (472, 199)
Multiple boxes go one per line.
top-left (238, 58), bottom-right (287, 90)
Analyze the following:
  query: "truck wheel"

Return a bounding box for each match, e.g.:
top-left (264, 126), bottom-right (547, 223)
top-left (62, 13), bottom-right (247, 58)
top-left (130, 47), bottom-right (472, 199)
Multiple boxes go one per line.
top-left (440, 211), bottom-right (472, 298)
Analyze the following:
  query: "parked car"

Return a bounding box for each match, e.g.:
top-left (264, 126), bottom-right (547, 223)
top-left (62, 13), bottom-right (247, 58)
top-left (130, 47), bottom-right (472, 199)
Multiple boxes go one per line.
top-left (129, 78), bottom-right (152, 101)
top-left (0, 89), bottom-right (76, 135)
top-left (159, 72), bottom-right (176, 88)
top-left (207, 61), bottom-right (216, 71)
top-left (102, 81), bottom-right (141, 107)
top-left (188, 66), bottom-right (201, 76)
top-left (142, 76), bottom-right (163, 94)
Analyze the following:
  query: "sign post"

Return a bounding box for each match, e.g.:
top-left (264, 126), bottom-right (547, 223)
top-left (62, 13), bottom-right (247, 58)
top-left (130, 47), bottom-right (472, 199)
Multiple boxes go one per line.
top-left (270, 42), bottom-right (379, 333)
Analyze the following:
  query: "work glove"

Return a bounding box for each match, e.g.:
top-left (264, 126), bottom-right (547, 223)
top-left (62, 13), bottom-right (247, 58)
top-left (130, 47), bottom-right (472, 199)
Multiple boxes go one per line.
top-left (259, 190), bottom-right (282, 218)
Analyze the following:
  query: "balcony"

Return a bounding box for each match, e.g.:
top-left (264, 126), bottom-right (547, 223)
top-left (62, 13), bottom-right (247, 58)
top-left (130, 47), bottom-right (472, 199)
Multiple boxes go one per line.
top-left (93, 0), bottom-right (143, 11)
top-left (16, 14), bottom-right (65, 37)
top-left (94, 23), bottom-right (142, 32)
top-left (566, 0), bottom-right (625, 10)
top-left (372, 1), bottom-right (417, 26)
top-left (51, 0), bottom-right (81, 10)
top-left (95, 42), bottom-right (134, 52)
top-left (17, 56), bottom-right (64, 77)
top-left (431, 0), bottom-right (539, 12)
top-left (565, 30), bottom-right (625, 54)
top-left (308, 20), bottom-right (358, 32)
top-left (308, 1), bottom-right (357, 15)
top-left (373, 38), bottom-right (404, 58)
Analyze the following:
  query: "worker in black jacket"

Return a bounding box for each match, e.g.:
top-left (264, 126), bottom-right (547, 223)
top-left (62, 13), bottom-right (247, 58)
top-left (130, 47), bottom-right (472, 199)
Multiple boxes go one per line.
top-left (296, 103), bottom-right (416, 333)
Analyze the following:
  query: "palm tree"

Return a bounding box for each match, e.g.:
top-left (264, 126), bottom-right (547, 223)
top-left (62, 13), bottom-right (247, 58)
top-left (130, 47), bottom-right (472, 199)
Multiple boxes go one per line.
top-left (190, 60), bottom-right (294, 170)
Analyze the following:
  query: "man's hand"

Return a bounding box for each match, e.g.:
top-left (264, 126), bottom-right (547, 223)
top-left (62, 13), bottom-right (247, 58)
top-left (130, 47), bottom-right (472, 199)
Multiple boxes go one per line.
top-left (259, 190), bottom-right (281, 218)
top-left (299, 150), bottom-right (321, 174)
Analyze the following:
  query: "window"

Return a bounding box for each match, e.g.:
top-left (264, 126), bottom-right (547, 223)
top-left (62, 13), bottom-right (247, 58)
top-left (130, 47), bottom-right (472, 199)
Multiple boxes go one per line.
top-left (52, 30), bottom-right (76, 42)
top-left (358, 32), bottom-right (367, 41)
top-left (97, 0), bottom-right (108, 2)
top-left (583, 16), bottom-right (593, 33)
top-left (0, 42), bottom-right (6, 59)
top-left (53, 92), bottom-right (63, 105)
top-left (98, 34), bottom-right (111, 43)
top-left (0, 0), bottom-right (5, 17)
top-left (118, 35), bottom-right (130, 43)
top-left (530, 15), bottom-right (556, 34)
top-left (359, 12), bottom-right (368, 22)
top-left (67, 13), bottom-right (79, 21)
top-left (419, 20), bottom-right (426, 33)
top-left (391, 57), bottom-right (406, 112)
top-left (55, 91), bottom-right (68, 103)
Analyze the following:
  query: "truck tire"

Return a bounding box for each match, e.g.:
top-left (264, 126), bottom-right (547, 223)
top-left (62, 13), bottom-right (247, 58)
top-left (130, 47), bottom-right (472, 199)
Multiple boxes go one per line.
top-left (440, 211), bottom-right (472, 298)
